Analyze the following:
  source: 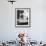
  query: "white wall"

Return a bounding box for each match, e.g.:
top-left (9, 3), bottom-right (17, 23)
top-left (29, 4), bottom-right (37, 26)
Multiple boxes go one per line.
top-left (0, 0), bottom-right (46, 42)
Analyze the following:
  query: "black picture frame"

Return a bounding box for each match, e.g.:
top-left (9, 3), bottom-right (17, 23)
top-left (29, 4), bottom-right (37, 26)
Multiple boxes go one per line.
top-left (15, 8), bottom-right (31, 28)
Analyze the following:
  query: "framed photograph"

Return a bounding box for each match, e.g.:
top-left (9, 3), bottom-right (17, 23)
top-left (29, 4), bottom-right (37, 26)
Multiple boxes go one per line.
top-left (15, 8), bottom-right (31, 27)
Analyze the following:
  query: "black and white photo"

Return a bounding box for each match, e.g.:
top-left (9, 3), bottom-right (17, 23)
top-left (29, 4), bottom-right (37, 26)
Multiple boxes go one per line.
top-left (15, 8), bottom-right (31, 27)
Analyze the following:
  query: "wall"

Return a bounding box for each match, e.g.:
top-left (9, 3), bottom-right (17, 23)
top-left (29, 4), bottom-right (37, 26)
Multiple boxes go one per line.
top-left (0, 0), bottom-right (46, 42)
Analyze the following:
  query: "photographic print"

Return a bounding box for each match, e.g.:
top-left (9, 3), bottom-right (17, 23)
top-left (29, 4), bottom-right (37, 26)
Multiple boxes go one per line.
top-left (15, 8), bottom-right (31, 27)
